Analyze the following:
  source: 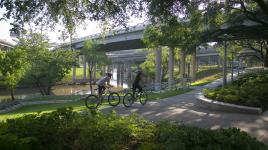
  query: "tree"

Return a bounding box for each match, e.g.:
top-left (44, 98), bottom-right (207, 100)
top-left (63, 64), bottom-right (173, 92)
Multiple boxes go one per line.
top-left (143, 3), bottom-right (204, 80)
top-left (29, 49), bottom-right (74, 95)
top-left (0, 48), bottom-right (29, 100)
top-left (0, 0), bottom-right (145, 33)
top-left (216, 41), bottom-right (243, 81)
top-left (81, 40), bottom-right (110, 94)
top-left (21, 33), bottom-right (74, 95)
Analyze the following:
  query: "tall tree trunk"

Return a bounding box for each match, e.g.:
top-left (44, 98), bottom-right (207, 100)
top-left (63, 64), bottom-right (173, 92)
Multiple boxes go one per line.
top-left (93, 63), bottom-right (96, 83)
top-left (83, 56), bottom-right (87, 81)
top-left (46, 86), bottom-right (51, 95)
top-left (223, 40), bottom-right (227, 87)
top-left (155, 47), bottom-right (162, 90)
top-left (10, 88), bottom-right (15, 101)
top-left (180, 50), bottom-right (186, 78)
top-left (35, 82), bottom-right (44, 95)
top-left (88, 62), bottom-right (93, 94)
top-left (71, 34), bottom-right (76, 84)
top-left (191, 50), bottom-right (197, 82)
top-left (168, 47), bottom-right (174, 89)
top-left (37, 80), bottom-right (46, 96)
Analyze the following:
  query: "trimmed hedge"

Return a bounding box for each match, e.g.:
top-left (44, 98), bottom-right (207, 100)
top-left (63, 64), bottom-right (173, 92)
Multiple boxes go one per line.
top-left (0, 108), bottom-right (266, 150)
top-left (204, 71), bottom-right (268, 110)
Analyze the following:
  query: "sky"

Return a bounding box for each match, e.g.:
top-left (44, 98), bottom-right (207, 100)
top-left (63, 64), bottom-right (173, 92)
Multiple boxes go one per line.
top-left (0, 8), bottom-right (146, 44)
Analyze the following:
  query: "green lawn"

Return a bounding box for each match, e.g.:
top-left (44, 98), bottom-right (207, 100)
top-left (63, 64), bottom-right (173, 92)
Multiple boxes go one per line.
top-left (191, 73), bottom-right (221, 86)
top-left (60, 67), bottom-right (85, 83)
top-left (60, 67), bottom-right (103, 83)
top-left (191, 66), bottom-right (222, 86)
top-left (147, 88), bottom-right (192, 101)
top-left (0, 88), bottom-right (192, 121)
top-left (195, 66), bottom-right (221, 80)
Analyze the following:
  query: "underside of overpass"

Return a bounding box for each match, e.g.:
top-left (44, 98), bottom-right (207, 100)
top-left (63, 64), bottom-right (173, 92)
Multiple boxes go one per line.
top-left (99, 39), bottom-right (145, 51)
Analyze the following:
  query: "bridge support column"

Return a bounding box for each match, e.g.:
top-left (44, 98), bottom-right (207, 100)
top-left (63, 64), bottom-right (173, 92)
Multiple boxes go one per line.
top-left (83, 56), bottom-right (87, 81)
top-left (180, 50), bottom-right (186, 78)
top-left (168, 47), bottom-right (174, 89)
top-left (102, 65), bottom-right (107, 75)
top-left (72, 58), bottom-right (76, 84)
top-left (155, 47), bottom-right (162, 90)
top-left (107, 65), bottom-right (112, 73)
top-left (127, 63), bottom-right (132, 88)
top-left (120, 64), bottom-right (124, 87)
top-left (117, 64), bottom-right (120, 87)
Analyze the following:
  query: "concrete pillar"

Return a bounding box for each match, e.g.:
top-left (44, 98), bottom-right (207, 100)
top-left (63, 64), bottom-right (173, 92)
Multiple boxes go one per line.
top-left (107, 65), bottom-right (112, 73)
top-left (155, 47), bottom-right (162, 90)
top-left (83, 56), bottom-right (87, 81)
top-left (120, 64), bottom-right (124, 87)
top-left (127, 63), bottom-right (132, 88)
top-left (72, 62), bottom-right (76, 83)
top-left (117, 64), bottom-right (120, 87)
top-left (102, 65), bottom-right (106, 76)
top-left (180, 50), bottom-right (186, 78)
top-left (168, 47), bottom-right (174, 89)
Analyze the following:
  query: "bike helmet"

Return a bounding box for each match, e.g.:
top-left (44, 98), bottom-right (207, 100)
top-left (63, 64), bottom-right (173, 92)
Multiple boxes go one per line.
top-left (106, 73), bottom-right (112, 77)
top-left (135, 69), bottom-right (142, 74)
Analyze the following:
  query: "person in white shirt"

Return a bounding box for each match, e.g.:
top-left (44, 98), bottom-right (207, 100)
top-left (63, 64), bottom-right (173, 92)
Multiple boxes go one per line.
top-left (96, 73), bottom-right (113, 96)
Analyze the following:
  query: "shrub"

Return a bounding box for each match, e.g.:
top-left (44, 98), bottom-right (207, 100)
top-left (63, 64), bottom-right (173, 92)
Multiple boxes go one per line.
top-left (204, 71), bottom-right (268, 110)
top-left (0, 108), bottom-right (266, 150)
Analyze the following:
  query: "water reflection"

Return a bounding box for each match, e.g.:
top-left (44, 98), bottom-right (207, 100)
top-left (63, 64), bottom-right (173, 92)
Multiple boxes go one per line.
top-left (0, 68), bottom-right (129, 101)
top-left (0, 81), bottom-right (128, 101)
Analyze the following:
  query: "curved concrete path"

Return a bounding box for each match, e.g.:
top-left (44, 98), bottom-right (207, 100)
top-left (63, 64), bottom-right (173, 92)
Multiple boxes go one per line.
top-left (103, 79), bottom-right (268, 144)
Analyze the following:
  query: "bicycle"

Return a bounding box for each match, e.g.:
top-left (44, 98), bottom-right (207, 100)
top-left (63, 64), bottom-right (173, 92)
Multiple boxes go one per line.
top-left (85, 87), bottom-right (120, 109)
top-left (123, 89), bottom-right (148, 107)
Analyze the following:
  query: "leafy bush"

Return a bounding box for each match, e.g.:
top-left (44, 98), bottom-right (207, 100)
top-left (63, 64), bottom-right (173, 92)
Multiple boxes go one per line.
top-left (0, 108), bottom-right (266, 150)
top-left (204, 71), bottom-right (268, 110)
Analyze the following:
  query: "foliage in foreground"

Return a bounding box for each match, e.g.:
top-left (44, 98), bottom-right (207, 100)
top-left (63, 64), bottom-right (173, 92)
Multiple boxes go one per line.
top-left (204, 71), bottom-right (268, 110)
top-left (0, 108), bottom-right (266, 150)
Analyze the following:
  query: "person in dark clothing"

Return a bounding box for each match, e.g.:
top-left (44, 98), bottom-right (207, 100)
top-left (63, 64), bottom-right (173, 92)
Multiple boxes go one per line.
top-left (132, 70), bottom-right (143, 95)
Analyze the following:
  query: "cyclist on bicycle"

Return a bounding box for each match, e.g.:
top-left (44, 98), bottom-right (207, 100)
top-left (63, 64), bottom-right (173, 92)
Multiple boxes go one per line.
top-left (132, 70), bottom-right (144, 95)
top-left (96, 73), bottom-right (113, 97)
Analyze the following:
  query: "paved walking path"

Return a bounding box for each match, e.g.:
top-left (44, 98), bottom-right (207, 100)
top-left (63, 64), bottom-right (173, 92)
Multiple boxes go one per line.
top-left (103, 78), bottom-right (268, 144)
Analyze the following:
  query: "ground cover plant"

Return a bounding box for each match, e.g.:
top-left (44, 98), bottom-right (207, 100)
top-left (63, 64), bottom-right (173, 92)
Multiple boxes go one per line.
top-left (0, 108), bottom-right (266, 150)
top-left (204, 71), bottom-right (268, 110)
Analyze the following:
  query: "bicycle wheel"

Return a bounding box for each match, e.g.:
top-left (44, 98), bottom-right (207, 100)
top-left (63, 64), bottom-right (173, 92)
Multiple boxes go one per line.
top-left (123, 93), bottom-right (134, 107)
top-left (108, 92), bottom-right (120, 106)
top-left (85, 95), bottom-right (100, 109)
top-left (139, 91), bottom-right (148, 105)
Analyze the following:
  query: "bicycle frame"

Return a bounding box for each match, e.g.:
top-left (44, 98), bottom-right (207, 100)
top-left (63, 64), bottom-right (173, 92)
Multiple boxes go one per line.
top-left (97, 87), bottom-right (113, 101)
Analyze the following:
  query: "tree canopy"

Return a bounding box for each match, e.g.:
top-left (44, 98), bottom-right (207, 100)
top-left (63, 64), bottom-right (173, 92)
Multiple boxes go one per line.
top-left (20, 33), bottom-right (74, 95)
top-left (81, 40), bottom-right (110, 93)
top-left (0, 47), bottom-right (29, 100)
top-left (0, 0), bottom-right (145, 34)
